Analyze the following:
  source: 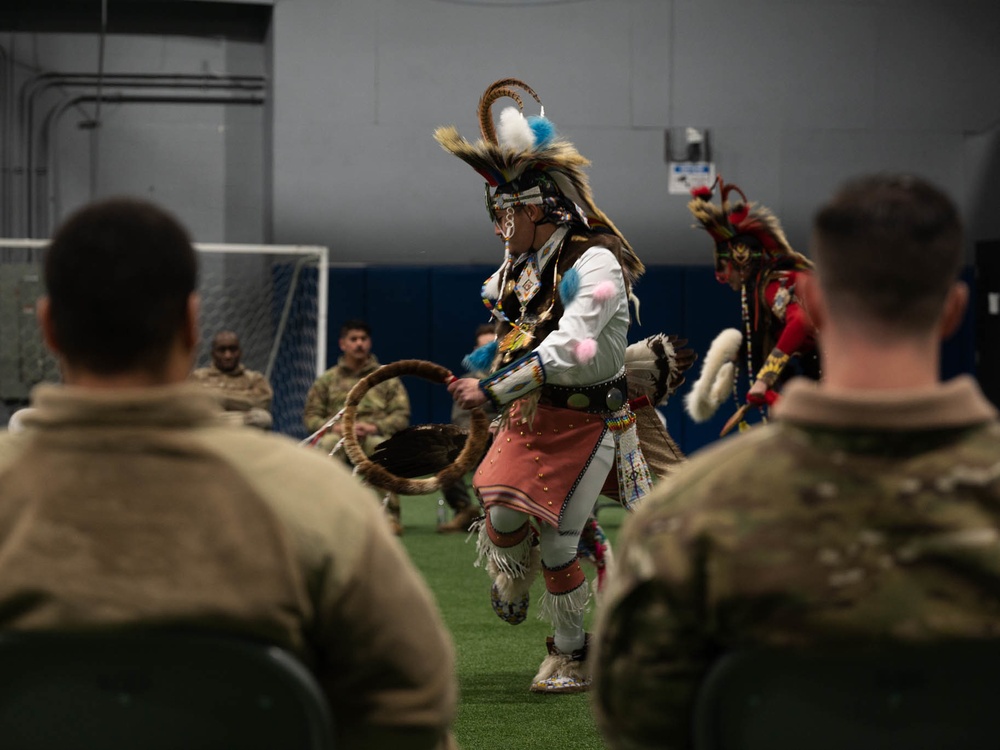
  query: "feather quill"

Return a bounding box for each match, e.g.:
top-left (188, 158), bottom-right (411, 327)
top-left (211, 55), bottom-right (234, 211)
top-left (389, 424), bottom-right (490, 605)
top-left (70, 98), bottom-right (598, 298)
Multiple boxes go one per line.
top-left (369, 424), bottom-right (473, 477)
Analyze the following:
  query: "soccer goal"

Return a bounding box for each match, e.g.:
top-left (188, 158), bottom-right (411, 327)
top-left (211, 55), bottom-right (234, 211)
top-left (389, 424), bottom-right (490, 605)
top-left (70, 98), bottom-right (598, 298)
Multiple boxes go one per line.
top-left (0, 238), bottom-right (328, 438)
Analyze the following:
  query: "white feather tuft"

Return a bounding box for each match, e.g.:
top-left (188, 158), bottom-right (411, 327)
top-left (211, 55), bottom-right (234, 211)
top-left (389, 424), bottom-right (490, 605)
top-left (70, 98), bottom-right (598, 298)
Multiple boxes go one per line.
top-left (497, 106), bottom-right (535, 151)
top-left (709, 362), bottom-right (735, 404)
top-left (684, 328), bottom-right (742, 423)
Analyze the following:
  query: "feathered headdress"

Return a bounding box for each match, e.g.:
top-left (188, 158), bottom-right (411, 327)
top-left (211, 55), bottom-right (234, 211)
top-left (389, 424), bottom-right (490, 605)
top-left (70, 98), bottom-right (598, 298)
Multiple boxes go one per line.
top-left (434, 78), bottom-right (644, 287)
top-left (688, 177), bottom-right (811, 272)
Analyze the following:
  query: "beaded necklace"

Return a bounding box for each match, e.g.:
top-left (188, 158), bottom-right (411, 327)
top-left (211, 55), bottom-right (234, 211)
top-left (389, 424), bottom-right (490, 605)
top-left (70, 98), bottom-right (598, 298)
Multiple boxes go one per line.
top-left (737, 282), bottom-right (767, 425)
top-left (482, 227), bottom-right (567, 356)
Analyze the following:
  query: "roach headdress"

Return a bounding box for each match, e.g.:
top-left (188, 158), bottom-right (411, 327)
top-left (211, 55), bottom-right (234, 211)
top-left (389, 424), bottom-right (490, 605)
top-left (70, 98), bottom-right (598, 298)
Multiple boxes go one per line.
top-left (434, 78), bottom-right (644, 290)
top-left (688, 177), bottom-right (811, 275)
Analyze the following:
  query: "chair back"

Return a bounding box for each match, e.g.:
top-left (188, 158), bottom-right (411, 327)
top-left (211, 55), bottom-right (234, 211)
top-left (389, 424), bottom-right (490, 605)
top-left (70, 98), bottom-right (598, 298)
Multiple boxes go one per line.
top-left (693, 642), bottom-right (1000, 750)
top-left (0, 631), bottom-right (334, 750)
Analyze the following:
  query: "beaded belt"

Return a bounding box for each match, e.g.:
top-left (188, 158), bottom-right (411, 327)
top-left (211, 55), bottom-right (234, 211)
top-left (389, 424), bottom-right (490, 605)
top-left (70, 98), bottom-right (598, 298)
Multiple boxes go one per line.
top-left (540, 373), bottom-right (628, 414)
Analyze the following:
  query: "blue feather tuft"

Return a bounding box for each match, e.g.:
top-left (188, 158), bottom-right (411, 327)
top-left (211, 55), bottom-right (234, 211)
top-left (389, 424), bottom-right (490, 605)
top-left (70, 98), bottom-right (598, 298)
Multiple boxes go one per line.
top-left (462, 340), bottom-right (498, 374)
top-left (527, 116), bottom-right (556, 149)
top-left (559, 267), bottom-right (580, 305)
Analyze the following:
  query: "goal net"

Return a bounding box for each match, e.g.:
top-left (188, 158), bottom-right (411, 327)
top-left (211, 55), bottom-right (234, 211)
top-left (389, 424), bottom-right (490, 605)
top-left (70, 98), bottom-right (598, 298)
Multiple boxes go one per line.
top-left (0, 239), bottom-right (328, 439)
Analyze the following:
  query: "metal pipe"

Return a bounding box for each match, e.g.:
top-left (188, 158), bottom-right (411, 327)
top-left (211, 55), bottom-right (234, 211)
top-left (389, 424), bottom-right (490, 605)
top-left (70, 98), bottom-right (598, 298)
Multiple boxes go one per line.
top-left (89, 0), bottom-right (109, 199)
top-left (19, 71), bottom-right (265, 235)
top-left (0, 42), bottom-right (8, 236)
top-left (40, 92), bottom-right (264, 235)
top-left (23, 75), bottom-right (265, 236)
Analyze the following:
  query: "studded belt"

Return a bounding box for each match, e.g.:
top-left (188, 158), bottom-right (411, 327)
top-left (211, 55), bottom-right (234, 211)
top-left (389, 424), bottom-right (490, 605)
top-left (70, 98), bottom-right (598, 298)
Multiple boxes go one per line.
top-left (540, 373), bottom-right (628, 414)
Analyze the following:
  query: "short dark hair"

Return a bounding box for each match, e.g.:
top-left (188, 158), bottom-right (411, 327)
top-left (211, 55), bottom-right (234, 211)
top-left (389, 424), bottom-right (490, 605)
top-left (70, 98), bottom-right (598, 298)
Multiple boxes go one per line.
top-left (339, 319), bottom-right (371, 338)
top-left (212, 330), bottom-right (240, 349)
top-left (811, 174), bottom-right (963, 334)
top-left (474, 323), bottom-right (495, 340)
top-left (44, 197), bottom-right (198, 375)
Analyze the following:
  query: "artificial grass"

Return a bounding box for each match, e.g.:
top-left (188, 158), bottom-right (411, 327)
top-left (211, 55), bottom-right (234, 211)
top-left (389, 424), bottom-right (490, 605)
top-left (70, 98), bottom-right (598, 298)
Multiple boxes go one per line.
top-left (399, 493), bottom-right (628, 750)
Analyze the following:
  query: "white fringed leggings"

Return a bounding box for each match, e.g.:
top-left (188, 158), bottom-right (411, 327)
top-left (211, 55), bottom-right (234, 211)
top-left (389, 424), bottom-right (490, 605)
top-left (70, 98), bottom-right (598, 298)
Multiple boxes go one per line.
top-left (488, 429), bottom-right (615, 653)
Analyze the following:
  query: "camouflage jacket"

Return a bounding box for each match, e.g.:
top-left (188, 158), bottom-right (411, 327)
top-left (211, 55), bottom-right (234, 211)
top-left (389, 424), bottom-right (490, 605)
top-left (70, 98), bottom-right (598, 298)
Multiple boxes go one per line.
top-left (593, 375), bottom-right (1000, 750)
top-left (190, 364), bottom-right (273, 412)
top-left (303, 355), bottom-right (410, 453)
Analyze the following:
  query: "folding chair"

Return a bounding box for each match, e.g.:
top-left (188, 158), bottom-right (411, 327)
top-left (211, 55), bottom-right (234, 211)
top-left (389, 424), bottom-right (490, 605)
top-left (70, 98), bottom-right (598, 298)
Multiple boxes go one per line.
top-left (0, 630), bottom-right (334, 750)
top-left (693, 642), bottom-right (1000, 750)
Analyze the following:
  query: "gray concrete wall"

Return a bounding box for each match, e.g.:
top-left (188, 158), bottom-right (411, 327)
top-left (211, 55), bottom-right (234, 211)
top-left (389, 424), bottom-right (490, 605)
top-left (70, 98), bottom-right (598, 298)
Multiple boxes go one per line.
top-left (2, 28), bottom-right (266, 241)
top-left (3, 0), bottom-right (998, 259)
top-left (271, 0), bottom-right (1000, 264)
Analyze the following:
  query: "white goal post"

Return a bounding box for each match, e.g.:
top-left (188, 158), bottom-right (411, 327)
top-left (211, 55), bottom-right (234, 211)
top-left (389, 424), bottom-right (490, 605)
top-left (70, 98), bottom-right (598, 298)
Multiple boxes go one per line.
top-left (0, 238), bottom-right (328, 438)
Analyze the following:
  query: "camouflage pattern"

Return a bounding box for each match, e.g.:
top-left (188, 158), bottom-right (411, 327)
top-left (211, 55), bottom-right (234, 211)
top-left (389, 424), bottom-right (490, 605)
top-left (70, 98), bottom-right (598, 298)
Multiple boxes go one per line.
top-left (593, 377), bottom-right (1000, 750)
top-left (303, 355), bottom-right (410, 454)
top-left (190, 364), bottom-right (273, 412)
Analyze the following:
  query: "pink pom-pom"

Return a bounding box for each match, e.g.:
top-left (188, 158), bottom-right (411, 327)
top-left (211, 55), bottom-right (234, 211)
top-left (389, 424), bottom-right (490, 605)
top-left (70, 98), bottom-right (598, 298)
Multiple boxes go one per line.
top-left (574, 338), bottom-right (598, 363)
top-left (592, 280), bottom-right (617, 302)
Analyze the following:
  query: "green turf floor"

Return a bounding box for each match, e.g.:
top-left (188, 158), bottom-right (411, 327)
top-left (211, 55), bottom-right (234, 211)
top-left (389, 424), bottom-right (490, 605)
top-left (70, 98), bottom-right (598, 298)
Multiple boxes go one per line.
top-left (398, 492), bottom-right (628, 750)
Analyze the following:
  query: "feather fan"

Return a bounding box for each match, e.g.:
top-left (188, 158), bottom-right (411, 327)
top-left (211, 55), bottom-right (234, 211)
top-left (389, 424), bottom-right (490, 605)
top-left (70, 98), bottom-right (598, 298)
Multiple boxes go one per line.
top-left (369, 424), bottom-right (490, 478)
top-left (624, 333), bottom-right (697, 406)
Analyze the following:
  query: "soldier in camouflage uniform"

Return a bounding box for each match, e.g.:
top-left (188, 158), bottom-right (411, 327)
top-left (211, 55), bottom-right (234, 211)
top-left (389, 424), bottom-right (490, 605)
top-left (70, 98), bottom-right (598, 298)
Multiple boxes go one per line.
top-left (304, 319), bottom-right (410, 534)
top-left (593, 174), bottom-right (999, 749)
top-left (190, 330), bottom-right (273, 429)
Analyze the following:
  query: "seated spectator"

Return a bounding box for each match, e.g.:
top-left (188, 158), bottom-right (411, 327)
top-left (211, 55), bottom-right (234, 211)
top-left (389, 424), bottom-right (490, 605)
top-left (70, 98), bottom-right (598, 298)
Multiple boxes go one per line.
top-left (191, 330), bottom-right (273, 429)
top-left (0, 197), bottom-right (458, 749)
top-left (593, 174), bottom-right (1000, 749)
top-left (303, 320), bottom-right (411, 535)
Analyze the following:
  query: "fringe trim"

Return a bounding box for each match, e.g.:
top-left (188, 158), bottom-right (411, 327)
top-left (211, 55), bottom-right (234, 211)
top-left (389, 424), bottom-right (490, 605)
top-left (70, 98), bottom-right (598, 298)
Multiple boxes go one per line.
top-left (498, 390), bottom-right (541, 432)
top-left (474, 518), bottom-right (536, 578)
top-left (538, 578), bottom-right (591, 629)
top-left (532, 650), bottom-right (590, 684)
top-left (489, 545), bottom-right (541, 601)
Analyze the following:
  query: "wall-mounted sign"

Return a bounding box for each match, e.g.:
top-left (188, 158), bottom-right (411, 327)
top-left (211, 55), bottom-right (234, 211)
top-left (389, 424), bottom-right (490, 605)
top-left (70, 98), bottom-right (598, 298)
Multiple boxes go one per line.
top-left (668, 162), bottom-right (716, 195)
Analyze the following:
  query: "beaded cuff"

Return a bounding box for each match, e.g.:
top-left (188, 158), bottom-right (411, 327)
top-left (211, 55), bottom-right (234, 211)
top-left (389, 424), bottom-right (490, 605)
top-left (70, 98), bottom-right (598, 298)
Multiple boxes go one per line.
top-left (480, 352), bottom-right (546, 408)
top-left (756, 347), bottom-right (790, 386)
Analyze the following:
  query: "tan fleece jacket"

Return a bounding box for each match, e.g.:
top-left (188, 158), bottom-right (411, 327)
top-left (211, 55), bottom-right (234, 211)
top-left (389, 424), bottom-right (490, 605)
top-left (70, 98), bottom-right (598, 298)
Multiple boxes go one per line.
top-left (0, 384), bottom-right (457, 750)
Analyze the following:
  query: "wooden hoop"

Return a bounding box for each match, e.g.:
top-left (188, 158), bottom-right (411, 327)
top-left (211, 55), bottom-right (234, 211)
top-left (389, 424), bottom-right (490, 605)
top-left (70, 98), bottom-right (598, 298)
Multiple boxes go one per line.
top-left (340, 359), bottom-right (490, 495)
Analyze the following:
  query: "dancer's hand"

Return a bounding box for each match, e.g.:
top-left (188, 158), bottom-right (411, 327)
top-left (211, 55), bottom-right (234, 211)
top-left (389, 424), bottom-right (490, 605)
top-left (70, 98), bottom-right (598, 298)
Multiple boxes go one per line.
top-left (746, 379), bottom-right (778, 406)
top-left (448, 377), bottom-right (488, 410)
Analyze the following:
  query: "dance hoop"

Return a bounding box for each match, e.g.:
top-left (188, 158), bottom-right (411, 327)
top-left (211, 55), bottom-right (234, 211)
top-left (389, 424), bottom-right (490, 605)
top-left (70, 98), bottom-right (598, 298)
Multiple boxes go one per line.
top-left (341, 359), bottom-right (490, 495)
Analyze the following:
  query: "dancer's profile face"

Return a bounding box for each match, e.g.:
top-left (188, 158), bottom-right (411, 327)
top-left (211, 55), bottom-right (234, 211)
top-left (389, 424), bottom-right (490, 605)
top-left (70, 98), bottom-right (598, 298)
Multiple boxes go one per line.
top-left (493, 205), bottom-right (537, 256)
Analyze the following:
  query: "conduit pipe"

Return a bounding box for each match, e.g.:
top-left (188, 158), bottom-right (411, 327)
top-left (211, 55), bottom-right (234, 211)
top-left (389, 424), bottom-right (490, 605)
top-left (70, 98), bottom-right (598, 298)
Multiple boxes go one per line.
top-left (17, 72), bottom-right (264, 236)
top-left (38, 92), bottom-right (264, 235)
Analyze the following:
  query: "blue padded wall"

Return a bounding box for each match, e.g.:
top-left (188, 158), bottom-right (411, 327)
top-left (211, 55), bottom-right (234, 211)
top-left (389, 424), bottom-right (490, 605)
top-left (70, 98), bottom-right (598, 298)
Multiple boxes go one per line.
top-left (626, 267), bottom-right (688, 448)
top-left (319, 264), bottom-right (979, 456)
top-left (428, 266), bottom-right (498, 424)
top-left (326, 267), bottom-right (367, 357)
